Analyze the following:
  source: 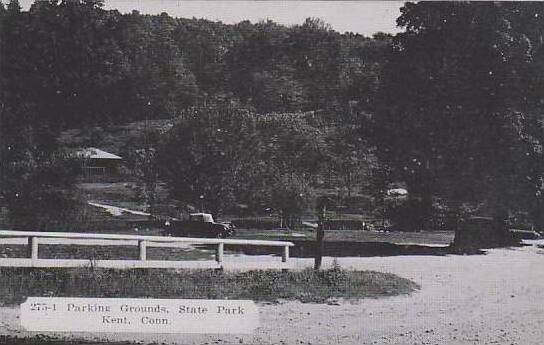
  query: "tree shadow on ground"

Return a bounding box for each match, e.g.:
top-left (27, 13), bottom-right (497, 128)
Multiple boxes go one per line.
top-left (218, 240), bottom-right (487, 258)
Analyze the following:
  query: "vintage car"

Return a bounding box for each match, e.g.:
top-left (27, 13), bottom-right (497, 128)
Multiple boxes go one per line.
top-left (453, 216), bottom-right (518, 249)
top-left (163, 213), bottom-right (235, 238)
top-left (509, 229), bottom-right (541, 240)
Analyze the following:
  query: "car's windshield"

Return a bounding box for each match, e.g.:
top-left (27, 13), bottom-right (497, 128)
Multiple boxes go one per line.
top-left (190, 215), bottom-right (203, 222)
top-left (190, 214), bottom-right (213, 222)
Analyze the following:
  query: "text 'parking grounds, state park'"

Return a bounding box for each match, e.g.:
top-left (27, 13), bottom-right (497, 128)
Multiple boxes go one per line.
top-left (21, 297), bottom-right (258, 333)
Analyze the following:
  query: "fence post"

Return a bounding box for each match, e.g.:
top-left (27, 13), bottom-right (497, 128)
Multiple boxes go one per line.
top-left (216, 242), bottom-right (224, 264)
top-left (314, 205), bottom-right (326, 270)
top-left (139, 240), bottom-right (147, 261)
top-left (282, 245), bottom-right (289, 263)
top-left (27, 237), bottom-right (38, 260)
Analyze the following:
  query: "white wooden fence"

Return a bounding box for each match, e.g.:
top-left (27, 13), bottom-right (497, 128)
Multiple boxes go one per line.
top-left (0, 230), bottom-right (294, 270)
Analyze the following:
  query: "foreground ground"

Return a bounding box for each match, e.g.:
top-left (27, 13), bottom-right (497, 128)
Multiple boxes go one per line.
top-left (0, 240), bottom-right (543, 345)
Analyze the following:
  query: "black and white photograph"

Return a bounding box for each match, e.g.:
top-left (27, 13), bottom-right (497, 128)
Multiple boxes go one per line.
top-left (0, 1), bottom-right (543, 344)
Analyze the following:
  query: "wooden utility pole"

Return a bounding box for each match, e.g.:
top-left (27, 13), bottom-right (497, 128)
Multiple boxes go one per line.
top-left (314, 205), bottom-right (326, 270)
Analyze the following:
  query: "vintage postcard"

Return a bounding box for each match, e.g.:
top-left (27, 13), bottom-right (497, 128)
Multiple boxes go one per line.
top-left (0, 1), bottom-right (543, 344)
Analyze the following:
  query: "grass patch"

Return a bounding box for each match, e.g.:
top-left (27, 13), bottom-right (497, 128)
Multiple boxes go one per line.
top-left (0, 266), bottom-right (418, 306)
top-left (0, 244), bottom-right (215, 262)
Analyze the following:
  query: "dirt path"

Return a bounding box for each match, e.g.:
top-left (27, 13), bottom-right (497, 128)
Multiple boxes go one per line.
top-left (1, 242), bottom-right (543, 345)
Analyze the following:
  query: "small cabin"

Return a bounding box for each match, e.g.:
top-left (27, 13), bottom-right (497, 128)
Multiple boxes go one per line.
top-left (77, 147), bottom-right (123, 180)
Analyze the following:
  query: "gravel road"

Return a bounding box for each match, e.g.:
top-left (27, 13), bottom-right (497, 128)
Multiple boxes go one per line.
top-left (1, 241), bottom-right (543, 345)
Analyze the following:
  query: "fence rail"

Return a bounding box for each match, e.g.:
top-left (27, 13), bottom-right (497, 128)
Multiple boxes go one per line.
top-left (0, 230), bottom-right (294, 270)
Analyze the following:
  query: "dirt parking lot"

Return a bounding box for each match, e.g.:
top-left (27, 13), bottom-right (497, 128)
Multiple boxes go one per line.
top-left (1, 240), bottom-right (543, 345)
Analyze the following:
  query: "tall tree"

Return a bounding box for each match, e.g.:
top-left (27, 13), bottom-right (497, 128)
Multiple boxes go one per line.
top-left (158, 106), bottom-right (326, 220)
top-left (157, 106), bottom-right (262, 215)
top-left (374, 2), bottom-right (544, 229)
top-left (0, 0), bottom-right (81, 229)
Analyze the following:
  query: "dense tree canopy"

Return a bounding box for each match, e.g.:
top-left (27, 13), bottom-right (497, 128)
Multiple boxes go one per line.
top-left (0, 0), bottom-right (385, 227)
top-left (3, 0), bottom-right (544, 232)
top-left (157, 106), bottom-right (326, 222)
top-left (1, 1), bottom-right (386, 126)
top-left (373, 2), bottom-right (544, 229)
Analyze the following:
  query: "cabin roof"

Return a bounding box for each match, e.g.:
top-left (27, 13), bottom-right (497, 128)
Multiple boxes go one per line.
top-left (78, 147), bottom-right (122, 160)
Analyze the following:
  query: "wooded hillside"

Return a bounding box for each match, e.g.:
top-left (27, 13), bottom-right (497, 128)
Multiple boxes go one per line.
top-left (2, 1), bottom-right (544, 232)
